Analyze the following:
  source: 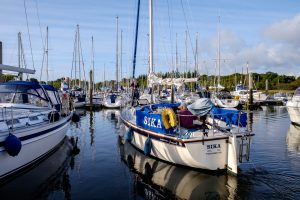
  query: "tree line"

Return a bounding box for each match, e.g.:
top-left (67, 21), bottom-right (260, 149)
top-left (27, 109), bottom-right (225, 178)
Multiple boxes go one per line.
top-left (1, 71), bottom-right (299, 91)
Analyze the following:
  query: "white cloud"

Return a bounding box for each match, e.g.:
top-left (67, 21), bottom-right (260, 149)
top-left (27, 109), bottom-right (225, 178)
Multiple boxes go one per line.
top-left (204, 13), bottom-right (300, 77)
top-left (263, 13), bottom-right (300, 46)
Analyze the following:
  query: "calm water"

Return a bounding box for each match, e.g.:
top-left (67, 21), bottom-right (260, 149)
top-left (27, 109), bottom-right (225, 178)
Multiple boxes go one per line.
top-left (1, 106), bottom-right (300, 200)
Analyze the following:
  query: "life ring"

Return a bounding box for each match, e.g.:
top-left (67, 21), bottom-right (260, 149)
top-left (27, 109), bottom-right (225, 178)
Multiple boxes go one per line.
top-left (234, 95), bottom-right (240, 100)
top-left (161, 108), bottom-right (177, 129)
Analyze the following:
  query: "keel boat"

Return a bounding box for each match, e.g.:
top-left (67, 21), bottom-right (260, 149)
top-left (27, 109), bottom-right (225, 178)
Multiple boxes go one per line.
top-left (120, 100), bottom-right (254, 175)
top-left (0, 81), bottom-right (73, 181)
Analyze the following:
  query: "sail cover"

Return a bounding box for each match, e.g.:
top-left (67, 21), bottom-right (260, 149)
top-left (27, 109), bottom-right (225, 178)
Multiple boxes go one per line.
top-left (187, 98), bottom-right (214, 117)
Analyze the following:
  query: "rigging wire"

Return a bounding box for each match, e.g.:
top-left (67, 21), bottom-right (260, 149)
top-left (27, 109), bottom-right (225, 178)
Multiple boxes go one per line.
top-left (35, 0), bottom-right (46, 82)
top-left (35, 0), bottom-right (44, 51)
top-left (79, 30), bottom-right (87, 91)
top-left (166, 0), bottom-right (174, 75)
top-left (39, 32), bottom-right (47, 81)
top-left (180, 0), bottom-right (196, 67)
top-left (23, 0), bottom-right (35, 71)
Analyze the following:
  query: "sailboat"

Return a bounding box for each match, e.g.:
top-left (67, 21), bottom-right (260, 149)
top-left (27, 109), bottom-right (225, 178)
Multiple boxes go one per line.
top-left (210, 16), bottom-right (240, 109)
top-left (102, 17), bottom-right (127, 109)
top-left (0, 38), bottom-right (74, 181)
top-left (69, 25), bottom-right (87, 108)
top-left (120, 0), bottom-right (254, 175)
top-left (286, 87), bottom-right (300, 126)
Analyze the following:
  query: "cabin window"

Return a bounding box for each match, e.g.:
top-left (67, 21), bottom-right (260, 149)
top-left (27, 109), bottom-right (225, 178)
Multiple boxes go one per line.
top-left (6, 119), bottom-right (20, 125)
top-left (46, 91), bottom-right (59, 104)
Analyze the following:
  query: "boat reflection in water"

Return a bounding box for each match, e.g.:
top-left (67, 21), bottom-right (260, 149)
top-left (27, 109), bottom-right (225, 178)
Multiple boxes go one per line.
top-left (286, 124), bottom-right (300, 153)
top-left (0, 136), bottom-right (78, 200)
top-left (119, 135), bottom-right (237, 200)
top-left (103, 109), bottom-right (120, 121)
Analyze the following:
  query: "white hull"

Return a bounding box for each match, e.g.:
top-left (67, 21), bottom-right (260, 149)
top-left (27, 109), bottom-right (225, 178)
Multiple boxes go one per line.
top-left (121, 114), bottom-right (253, 174)
top-left (232, 90), bottom-right (268, 102)
top-left (102, 95), bottom-right (126, 108)
top-left (102, 101), bottom-right (122, 108)
top-left (214, 98), bottom-right (240, 108)
top-left (286, 99), bottom-right (300, 125)
top-left (0, 115), bottom-right (71, 179)
top-left (131, 132), bottom-right (229, 170)
top-left (74, 101), bottom-right (86, 108)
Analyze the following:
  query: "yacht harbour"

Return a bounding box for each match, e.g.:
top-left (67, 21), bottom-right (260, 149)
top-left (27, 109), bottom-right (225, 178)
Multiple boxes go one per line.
top-left (1, 0), bottom-right (300, 199)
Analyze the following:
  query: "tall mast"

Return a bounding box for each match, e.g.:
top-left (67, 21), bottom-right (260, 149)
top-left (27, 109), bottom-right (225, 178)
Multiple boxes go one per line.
top-left (217, 16), bottom-right (221, 92)
top-left (91, 36), bottom-right (95, 93)
top-left (73, 30), bottom-right (77, 87)
top-left (185, 30), bottom-right (188, 78)
top-left (116, 16), bottom-right (119, 90)
top-left (120, 30), bottom-right (123, 84)
top-left (149, 0), bottom-right (153, 74)
top-left (176, 33), bottom-right (178, 76)
top-left (77, 24), bottom-right (81, 88)
top-left (104, 63), bottom-right (106, 88)
top-left (18, 32), bottom-right (22, 80)
top-left (195, 32), bottom-right (198, 77)
top-left (18, 32), bottom-right (21, 70)
top-left (46, 26), bottom-right (49, 84)
top-left (132, 0), bottom-right (141, 78)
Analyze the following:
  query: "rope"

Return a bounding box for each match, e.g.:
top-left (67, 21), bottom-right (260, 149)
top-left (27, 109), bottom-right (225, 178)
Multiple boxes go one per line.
top-left (35, 0), bottom-right (44, 51)
top-left (23, 0), bottom-right (35, 70)
top-left (166, 0), bottom-right (174, 73)
top-left (180, 0), bottom-right (196, 64)
top-left (35, 0), bottom-right (46, 82)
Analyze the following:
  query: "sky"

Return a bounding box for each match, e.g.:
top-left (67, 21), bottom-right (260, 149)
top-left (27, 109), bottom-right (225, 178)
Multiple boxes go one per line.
top-left (0, 0), bottom-right (300, 82)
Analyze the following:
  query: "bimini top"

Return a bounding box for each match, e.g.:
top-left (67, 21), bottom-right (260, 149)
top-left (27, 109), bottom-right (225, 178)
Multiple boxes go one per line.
top-left (41, 84), bottom-right (58, 92)
top-left (0, 80), bottom-right (42, 89)
top-left (0, 81), bottom-right (49, 103)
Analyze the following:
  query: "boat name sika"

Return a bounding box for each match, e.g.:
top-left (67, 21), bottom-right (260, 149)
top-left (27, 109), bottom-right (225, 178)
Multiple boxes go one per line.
top-left (144, 116), bottom-right (162, 128)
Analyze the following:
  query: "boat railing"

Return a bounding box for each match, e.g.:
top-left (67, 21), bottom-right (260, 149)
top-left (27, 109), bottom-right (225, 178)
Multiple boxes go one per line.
top-left (0, 105), bottom-right (59, 133)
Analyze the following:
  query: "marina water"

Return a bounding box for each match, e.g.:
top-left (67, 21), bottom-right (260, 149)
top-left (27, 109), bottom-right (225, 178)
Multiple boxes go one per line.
top-left (0, 106), bottom-right (299, 199)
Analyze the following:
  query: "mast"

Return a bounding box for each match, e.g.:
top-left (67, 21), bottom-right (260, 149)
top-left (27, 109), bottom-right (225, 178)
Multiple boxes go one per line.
top-left (77, 25), bottom-right (81, 88)
top-left (185, 30), bottom-right (188, 78)
top-left (91, 36), bottom-right (95, 93)
top-left (149, 0), bottom-right (153, 74)
top-left (46, 26), bottom-right (49, 84)
top-left (18, 32), bottom-right (27, 81)
top-left (116, 16), bottom-right (119, 90)
top-left (176, 33), bottom-right (178, 76)
top-left (132, 0), bottom-right (141, 78)
top-left (217, 15), bottom-right (221, 92)
top-left (104, 63), bottom-right (106, 88)
top-left (120, 30), bottom-right (123, 85)
top-left (195, 32), bottom-right (198, 77)
top-left (18, 32), bottom-right (21, 70)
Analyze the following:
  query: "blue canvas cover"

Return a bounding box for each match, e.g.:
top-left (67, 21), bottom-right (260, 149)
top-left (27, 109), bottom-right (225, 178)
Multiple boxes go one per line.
top-left (211, 107), bottom-right (247, 127)
top-left (136, 103), bottom-right (179, 134)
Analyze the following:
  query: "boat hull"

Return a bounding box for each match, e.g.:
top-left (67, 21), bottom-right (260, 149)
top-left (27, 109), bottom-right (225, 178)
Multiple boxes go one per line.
top-left (131, 130), bottom-right (228, 170)
top-left (287, 101), bottom-right (300, 126)
top-left (121, 117), bottom-right (252, 173)
top-left (74, 101), bottom-right (86, 108)
top-left (0, 115), bottom-right (71, 180)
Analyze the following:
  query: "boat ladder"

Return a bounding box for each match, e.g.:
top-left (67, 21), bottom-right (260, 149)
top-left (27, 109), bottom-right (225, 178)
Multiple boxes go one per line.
top-left (239, 135), bottom-right (251, 163)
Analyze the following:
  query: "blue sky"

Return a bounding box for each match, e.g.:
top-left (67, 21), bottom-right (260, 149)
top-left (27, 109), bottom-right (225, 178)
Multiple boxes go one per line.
top-left (0, 0), bottom-right (300, 82)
